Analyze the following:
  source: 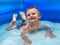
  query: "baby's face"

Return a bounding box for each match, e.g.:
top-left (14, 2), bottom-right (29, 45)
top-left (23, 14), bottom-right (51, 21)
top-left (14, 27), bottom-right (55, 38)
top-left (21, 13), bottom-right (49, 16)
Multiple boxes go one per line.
top-left (26, 8), bottom-right (40, 23)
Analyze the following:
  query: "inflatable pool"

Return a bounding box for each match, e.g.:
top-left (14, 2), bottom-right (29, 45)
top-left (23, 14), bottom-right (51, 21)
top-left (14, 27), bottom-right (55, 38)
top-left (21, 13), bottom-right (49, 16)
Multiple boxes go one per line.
top-left (0, 0), bottom-right (60, 45)
top-left (0, 20), bottom-right (60, 45)
top-left (0, 0), bottom-right (60, 25)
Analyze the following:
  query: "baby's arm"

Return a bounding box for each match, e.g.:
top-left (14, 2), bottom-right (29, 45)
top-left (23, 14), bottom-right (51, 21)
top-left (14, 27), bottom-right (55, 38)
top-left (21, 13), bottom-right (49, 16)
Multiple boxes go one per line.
top-left (21, 26), bottom-right (32, 45)
top-left (21, 32), bottom-right (31, 44)
top-left (43, 26), bottom-right (55, 38)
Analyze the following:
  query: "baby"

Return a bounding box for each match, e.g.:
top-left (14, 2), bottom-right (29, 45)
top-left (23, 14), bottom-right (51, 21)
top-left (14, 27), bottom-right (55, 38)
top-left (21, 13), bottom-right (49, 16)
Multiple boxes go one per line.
top-left (21, 7), bottom-right (55, 45)
top-left (7, 11), bottom-right (26, 30)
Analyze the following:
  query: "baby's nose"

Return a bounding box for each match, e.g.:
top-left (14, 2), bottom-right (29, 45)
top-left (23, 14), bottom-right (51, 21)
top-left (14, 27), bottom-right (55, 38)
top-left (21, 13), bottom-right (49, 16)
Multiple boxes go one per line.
top-left (30, 14), bottom-right (33, 17)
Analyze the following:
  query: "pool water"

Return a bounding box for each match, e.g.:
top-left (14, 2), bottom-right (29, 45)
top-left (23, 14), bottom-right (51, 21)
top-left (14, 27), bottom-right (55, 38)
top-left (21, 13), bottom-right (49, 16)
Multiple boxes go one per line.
top-left (0, 20), bottom-right (60, 45)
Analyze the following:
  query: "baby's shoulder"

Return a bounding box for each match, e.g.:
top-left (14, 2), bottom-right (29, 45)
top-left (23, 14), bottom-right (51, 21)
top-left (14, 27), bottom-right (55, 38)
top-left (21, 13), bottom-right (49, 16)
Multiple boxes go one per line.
top-left (22, 24), bottom-right (29, 31)
top-left (39, 23), bottom-right (50, 29)
top-left (39, 23), bottom-right (44, 27)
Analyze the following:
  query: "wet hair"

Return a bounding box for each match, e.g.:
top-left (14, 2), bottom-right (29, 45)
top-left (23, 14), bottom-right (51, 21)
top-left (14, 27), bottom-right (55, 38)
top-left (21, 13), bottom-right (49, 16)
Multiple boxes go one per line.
top-left (26, 6), bottom-right (40, 16)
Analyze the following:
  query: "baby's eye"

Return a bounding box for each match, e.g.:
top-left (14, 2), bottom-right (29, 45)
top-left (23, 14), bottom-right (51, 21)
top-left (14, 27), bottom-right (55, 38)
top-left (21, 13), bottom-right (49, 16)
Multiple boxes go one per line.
top-left (27, 14), bottom-right (30, 16)
top-left (32, 13), bottom-right (35, 15)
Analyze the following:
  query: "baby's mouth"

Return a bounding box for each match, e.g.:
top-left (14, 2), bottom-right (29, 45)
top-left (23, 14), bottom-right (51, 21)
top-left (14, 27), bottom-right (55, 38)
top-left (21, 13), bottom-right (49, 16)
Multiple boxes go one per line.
top-left (30, 17), bottom-right (36, 20)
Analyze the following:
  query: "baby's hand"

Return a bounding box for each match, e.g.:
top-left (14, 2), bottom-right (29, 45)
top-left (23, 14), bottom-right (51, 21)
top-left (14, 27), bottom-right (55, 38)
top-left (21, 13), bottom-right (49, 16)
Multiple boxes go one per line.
top-left (24, 39), bottom-right (32, 45)
top-left (46, 33), bottom-right (56, 38)
top-left (50, 33), bottom-right (56, 38)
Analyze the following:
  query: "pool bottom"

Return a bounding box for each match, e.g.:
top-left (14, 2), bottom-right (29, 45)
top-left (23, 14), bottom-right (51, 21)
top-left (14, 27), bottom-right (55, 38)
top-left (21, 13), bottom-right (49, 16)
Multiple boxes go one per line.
top-left (0, 21), bottom-right (60, 45)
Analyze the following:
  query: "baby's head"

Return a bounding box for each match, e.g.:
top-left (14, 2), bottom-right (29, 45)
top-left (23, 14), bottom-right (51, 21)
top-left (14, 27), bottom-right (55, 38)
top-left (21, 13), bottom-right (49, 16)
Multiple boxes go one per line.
top-left (26, 7), bottom-right (41, 23)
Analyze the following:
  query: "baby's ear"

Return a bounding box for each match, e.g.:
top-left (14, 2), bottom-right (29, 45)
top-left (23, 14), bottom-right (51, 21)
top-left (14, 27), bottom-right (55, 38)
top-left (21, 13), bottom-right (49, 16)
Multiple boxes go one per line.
top-left (39, 15), bottom-right (41, 19)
